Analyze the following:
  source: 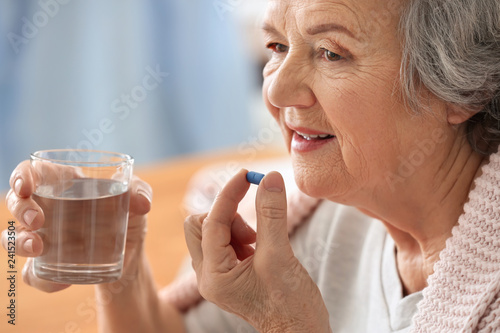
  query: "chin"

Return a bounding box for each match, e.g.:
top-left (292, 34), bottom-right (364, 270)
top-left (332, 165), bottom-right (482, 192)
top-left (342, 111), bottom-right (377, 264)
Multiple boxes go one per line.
top-left (293, 167), bottom-right (335, 199)
top-left (292, 163), bottom-right (356, 205)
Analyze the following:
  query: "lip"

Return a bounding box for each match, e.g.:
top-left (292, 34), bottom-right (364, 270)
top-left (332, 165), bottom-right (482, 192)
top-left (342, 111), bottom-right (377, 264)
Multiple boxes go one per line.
top-left (286, 124), bottom-right (335, 136)
top-left (291, 132), bottom-right (336, 152)
top-left (286, 124), bottom-right (336, 153)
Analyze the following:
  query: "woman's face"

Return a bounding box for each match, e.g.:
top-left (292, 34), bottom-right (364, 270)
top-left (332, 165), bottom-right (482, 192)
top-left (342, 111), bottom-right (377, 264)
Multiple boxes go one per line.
top-left (262, 0), bottom-right (449, 205)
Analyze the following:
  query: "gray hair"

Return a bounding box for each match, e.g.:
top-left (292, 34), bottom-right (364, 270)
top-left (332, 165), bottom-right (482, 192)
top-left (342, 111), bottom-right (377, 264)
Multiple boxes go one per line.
top-left (400, 0), bottom-right (500, 155)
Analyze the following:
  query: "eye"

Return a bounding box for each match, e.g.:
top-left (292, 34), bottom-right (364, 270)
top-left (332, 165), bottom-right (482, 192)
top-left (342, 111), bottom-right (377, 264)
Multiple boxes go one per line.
top-left (321, 48), bottom-right (343, 62)
top-left (266, 43), bottom-right (289, 54)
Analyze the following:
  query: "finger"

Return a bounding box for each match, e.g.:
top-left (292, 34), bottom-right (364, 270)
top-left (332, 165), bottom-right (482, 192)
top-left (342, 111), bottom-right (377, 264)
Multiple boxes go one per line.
top-left (206, 169), bottom-right (250, 224)
top-left (9, 161), bottom-right (35, 198)
top-left (22, 258), bottom-right (71, 293)
top-left (31, 158), bottom-right (84, 186)
top-left (231, 215), bottom-right (256, 245)
top-left (230, 239), bottom-right (255, 261)
top-left (11, 160), bottom-right (83, 198)
top-left (202, 169), bottom-right (250, 273)
top-left (129, 176), bottom-right (152, 217)
top-left (1, 229), bottom-right (44, 257)
top-left (255, 172), bottom-right (289, 250)
top-left (184, 213), bottom-right (207, 272)
top-left (230, 215), bottom-right (256, 261)
top-left (5, 189), bottom-right (45, 230)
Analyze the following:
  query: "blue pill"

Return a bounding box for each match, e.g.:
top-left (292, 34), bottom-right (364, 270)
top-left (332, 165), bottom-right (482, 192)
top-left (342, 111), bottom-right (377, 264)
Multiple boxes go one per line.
top-left (246, 171), bottom-right (265, 185)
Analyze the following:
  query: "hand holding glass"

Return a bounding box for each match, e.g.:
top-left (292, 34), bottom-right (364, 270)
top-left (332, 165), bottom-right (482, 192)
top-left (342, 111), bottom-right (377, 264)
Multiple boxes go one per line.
top-left (30, 150), bottom-right (133, 284)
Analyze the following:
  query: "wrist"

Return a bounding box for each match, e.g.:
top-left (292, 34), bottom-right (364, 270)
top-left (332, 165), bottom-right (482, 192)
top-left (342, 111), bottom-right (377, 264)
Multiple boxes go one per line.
top-left (95, 252), bottom-right (163, 332)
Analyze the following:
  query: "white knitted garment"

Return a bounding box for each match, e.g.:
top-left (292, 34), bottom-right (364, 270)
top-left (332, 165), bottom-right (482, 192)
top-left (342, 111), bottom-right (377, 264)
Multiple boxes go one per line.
top-left (411, 152), bottom-right (500, 332)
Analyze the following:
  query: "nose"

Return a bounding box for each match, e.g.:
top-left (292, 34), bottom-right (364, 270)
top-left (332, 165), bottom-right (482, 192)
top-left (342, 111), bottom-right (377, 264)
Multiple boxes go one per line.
top-left (265, 54), bottom-right (316, 110)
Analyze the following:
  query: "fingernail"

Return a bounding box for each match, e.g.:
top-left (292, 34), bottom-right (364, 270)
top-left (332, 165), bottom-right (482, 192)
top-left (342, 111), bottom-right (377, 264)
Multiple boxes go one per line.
top-left (14, 178), bottom-right (23, 195)
top-left (23, 239), bottom-right (33, 253)
top-left (137, 189), bottom-right (152, 204)
top-left (23, 210), bottom-right (38, 226)
top-left (264, 174), bottom-right (284, 193)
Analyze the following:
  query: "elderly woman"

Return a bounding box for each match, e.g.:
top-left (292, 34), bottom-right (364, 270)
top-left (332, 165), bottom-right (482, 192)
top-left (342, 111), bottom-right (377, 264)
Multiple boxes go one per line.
top-left (3, 0), bottom-right (500, 332)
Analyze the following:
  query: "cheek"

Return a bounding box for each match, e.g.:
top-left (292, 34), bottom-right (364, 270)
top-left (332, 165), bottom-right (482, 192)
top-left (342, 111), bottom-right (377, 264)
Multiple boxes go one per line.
top-left (329, 70), bottom-right (400, 131)
top-left (313, 74), bottom-right (406, 182)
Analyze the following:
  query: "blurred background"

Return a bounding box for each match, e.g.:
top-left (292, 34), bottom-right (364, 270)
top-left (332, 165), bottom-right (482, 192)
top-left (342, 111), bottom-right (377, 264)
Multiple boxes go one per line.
top-left (0, 2), bottom-right (291, 332)
top-left (0, 0), bottom-right (275, 190)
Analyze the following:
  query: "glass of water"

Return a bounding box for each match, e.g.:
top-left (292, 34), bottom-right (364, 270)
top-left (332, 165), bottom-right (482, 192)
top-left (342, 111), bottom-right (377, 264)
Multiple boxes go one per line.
top-left (30, 149), bottom-right (133, 284)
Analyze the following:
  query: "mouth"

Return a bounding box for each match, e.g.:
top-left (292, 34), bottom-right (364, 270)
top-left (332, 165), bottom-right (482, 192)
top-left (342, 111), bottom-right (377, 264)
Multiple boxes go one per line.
top-left (290, 129), bottom-right (336, 153)
top-left (284, 122), bottom-right (337, 152)
top-left (295, 131), bottom-right (335, 141)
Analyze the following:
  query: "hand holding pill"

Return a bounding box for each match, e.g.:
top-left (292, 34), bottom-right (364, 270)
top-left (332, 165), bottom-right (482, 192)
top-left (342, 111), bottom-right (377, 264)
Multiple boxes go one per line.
top-left (184, 169), bottom-right (329, 332)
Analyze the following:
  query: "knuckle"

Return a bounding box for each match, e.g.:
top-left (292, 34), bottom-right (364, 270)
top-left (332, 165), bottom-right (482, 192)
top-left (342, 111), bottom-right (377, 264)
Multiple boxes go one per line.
top-left (184, 214), bottom-right (205, 227)
top-left (9, 161), bottom-right (29, 185)
top-left (183, 215), bottom-right (196, 228)
top-left (184, 214), bottom-right (205, 235)
top-left (213, 190), bottom-right (238, 207)
top-left (6, 192), bottom-right (22, 215)
top-left (259, 205), bottom-right (287, 220)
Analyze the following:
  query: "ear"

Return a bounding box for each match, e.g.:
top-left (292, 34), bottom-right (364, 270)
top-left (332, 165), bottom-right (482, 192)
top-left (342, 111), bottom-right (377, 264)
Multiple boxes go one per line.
top-left (446, 104), bottom-right (481, 125)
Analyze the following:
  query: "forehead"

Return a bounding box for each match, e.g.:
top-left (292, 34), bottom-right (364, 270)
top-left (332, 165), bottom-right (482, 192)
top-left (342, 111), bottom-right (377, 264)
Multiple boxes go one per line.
top-left (264, 0), bottom-right (403, 41)
top-left (266, 0), bottom-right (396, 18)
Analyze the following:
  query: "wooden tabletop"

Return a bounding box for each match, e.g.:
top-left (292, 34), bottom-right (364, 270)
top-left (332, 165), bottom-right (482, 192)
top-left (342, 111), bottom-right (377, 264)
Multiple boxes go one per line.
top-left (0, 147), bottom-right (286, 333)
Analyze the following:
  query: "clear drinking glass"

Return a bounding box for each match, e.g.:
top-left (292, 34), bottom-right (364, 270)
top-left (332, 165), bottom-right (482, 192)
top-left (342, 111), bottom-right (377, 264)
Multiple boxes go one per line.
top-left (30, 149), bottom-right (133, 284)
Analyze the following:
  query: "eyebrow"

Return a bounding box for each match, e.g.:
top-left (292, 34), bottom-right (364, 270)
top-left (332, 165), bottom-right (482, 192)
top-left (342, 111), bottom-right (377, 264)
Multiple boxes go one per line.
top-left (261, 22), bottom-right (285, 38)
top-left (262, 22), bottom-right (358, 41)
top-left (306, 23), bottom-right (357, 40)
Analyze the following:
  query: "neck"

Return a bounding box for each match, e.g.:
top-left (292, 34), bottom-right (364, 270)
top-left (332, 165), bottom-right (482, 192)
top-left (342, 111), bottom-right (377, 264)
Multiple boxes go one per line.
top-left (359, 135), bottom-right (486, 295)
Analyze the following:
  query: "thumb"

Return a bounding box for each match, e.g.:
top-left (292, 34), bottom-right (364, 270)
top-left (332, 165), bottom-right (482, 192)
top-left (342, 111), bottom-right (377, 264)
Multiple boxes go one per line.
top-left (255, 171), bottom-right (289, 250)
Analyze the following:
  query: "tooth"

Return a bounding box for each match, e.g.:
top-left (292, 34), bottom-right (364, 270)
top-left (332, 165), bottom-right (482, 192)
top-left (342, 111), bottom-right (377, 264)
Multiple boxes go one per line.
top-left (296, 131), bottom-right (334, 140)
